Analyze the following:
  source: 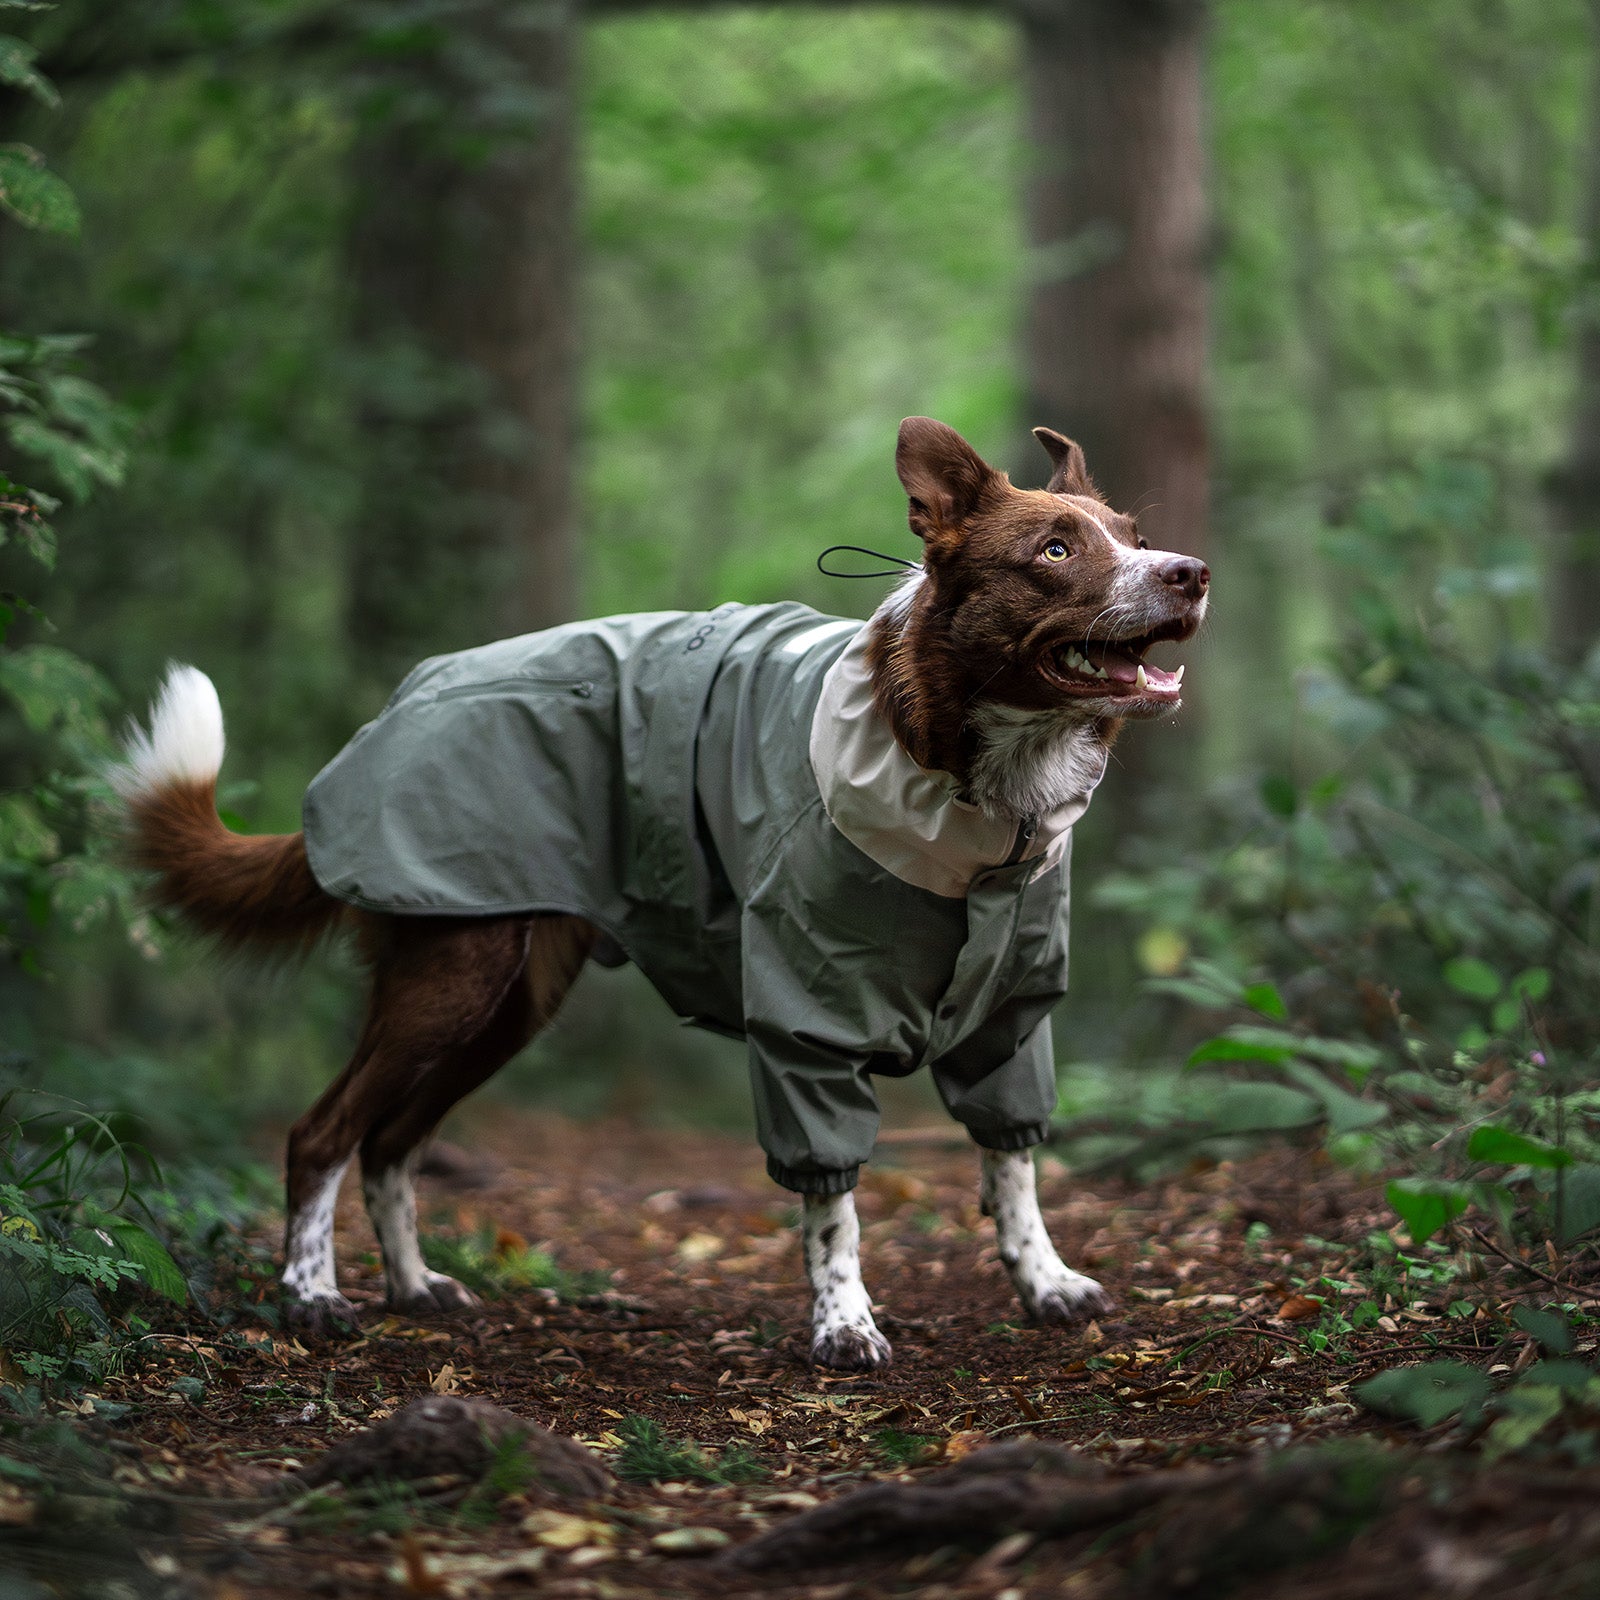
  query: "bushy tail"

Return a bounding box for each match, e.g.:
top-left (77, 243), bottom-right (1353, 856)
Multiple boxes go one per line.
top-left (112, 665), bottom-right (342, 952)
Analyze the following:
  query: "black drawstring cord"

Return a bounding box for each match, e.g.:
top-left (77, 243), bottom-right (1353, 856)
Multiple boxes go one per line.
top-left (816, 544), bottom-right (923, 579)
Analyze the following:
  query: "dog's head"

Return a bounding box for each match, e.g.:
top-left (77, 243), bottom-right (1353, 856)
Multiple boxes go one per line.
top-left (872, 418), bottom-right (1209, 789)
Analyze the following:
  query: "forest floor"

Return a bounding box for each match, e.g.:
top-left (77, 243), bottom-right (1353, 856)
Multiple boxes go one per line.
top-left (18, 1109), bottom-right (1600, 1599)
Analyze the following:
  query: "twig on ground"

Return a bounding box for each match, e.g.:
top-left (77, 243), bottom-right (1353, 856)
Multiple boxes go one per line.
top-left (1467, 1227), bottom-right (1567, 1293)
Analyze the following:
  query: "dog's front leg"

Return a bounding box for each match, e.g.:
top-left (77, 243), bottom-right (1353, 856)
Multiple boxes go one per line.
top-left (803, 1192), bottom-right (892, 1371)
top-left (979, 1148), bottom-right (1112, 1324)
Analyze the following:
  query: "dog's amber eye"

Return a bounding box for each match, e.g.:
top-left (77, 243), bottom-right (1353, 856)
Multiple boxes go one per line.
top-left (1043, 540), bottom-right (1069, 563)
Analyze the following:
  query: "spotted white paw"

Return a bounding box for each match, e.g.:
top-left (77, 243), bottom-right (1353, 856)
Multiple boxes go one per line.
top-left (388, 1270), bottom-right (483, 1316)
top-left (283, 1288), bottom-right (362, 1339)
top-left (810, 1322), bottom-right (893, 1371)
top-left (1022, 1270), bottom-right (1113, 1326)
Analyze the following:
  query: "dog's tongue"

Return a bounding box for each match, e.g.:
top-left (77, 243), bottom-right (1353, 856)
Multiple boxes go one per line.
top-left (1084, 645), bottom-right (1139, 685)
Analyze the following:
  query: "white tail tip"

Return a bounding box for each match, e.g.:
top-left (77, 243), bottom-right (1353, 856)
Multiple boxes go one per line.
top-left (111, 663), bottom-right (225, 800)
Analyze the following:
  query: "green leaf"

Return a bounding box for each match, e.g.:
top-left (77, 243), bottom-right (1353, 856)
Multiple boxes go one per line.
top-left (1386, 1178), bottom-right (1471, 1245)
top-left (1512, 1306), bottom-right (1574, 1355)
top-left (1241, 981), bottom-right (1287, 1021)
top-left (1260, 774), bottom-right (1297, 817)
top-left (1355, 1361), bottom-right (1490, 1428)
top-left (1187, 1036), bottom-right (1296, 1069)
top-left (0, 644), bottom-right (113, 737)
top-left (1282, 1060), bottom-right (1388, 1134)
top-left (1443, 957), bottom-right (1500, 1000)
top-left (8, 509), bottom-right (55, 570)
top-left (1559, 1164), bottom-right (1600, 1244)
top-left (1510, 968), bottom-right (1551, 1003)
top-left (1207, 1082), bottom-right (1321, 1134)
top-left (0, 794), bottom-right (58, 865)
top-left (1484, 1383), bottom-right (1564, 1457)
top-left (1466, 1125), bottom-right (1572, 1170)
top-left (8, 415), bottom-right (126, 501)
top-left (102, 1221), bottom-right (186, 1305)
top-left (1185, 1024), bottom-right (1382, 1077)
top-left (0, 145), bottom-right (79, 236)
top-left (0, 36), bottom-right (57, 107)
top-left (1145, 977), bottom-right (1238, 1010)
top-left (49, 858), bottom-right (131, 936)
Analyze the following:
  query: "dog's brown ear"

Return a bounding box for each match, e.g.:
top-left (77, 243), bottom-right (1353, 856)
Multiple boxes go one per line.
top-left (896, 418), bottom-right (1003, 547)
top-left (1033, 427), bottom-right (1096, 497)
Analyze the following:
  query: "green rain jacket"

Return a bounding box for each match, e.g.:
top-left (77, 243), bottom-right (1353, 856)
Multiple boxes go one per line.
top-left (302, 602), bottom-right (1107, 1194)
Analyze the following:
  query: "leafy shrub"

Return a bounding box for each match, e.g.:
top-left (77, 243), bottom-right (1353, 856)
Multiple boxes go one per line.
top-left (0, 1090), bottom-right (185, 1385)
top-left (0, 14), bottom-right (176, 1396)
top-left (1089, 459), bottom-right (1600, 1251)
top-left (1357, 1308), bottom-right (1600, 1465)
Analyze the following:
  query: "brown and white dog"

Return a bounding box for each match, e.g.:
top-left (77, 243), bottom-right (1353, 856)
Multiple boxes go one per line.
top-left (115, 418), bottom-right (1207, 1367)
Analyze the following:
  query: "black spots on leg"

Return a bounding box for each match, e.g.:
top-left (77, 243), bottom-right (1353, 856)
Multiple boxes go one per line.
top-left (819, 1224), bottom-right (838, 1251)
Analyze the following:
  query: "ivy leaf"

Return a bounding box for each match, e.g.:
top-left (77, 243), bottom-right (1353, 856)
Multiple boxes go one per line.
top-left (1386, 1177), bottom-right (1471, 1245)
top-left (1466, 1125), bottom-right (1572, 1170)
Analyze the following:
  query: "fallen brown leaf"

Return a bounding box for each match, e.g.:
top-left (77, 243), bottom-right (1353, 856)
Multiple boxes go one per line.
top-left (1277, 1295), bottom-right (1325, 1322)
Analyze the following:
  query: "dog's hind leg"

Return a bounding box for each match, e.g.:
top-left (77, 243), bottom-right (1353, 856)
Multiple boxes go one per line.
top-left (978, 1147), bottom-right (1112, 1324)
top-left (356, 914), bottom-right (596, 1314)
top-left (803, 1192), bottom-right (892, 1371)
top-left (281, 915), bottom-right (551, 1334)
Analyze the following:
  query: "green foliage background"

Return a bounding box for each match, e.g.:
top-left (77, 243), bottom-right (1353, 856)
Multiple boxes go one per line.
top-left (2, 0), bottom-right (1599, 1192)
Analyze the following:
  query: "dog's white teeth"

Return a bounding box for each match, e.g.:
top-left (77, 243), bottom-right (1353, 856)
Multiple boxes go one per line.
top-left (1136, 664), bottom-right (1148, 690)
top-left (1174, 664), bottom-right (1185, 685)
top-left (1095, 667), bottom-right (1108, 681)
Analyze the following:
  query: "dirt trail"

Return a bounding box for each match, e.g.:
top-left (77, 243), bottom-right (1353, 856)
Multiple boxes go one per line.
top-left (66, 1110), bottom-right (1596, 1598)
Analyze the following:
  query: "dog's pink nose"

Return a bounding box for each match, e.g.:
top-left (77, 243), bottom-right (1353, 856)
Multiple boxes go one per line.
top-left (1158, 556), bottom-right (1209, 600)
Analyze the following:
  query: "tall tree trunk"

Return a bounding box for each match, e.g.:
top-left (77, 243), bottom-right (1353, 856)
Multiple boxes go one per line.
top-left (344, 1), bottom-right (578, 694)
top-left (1550, 4), bottom-right (1600, 665)
top-left (1018, 0), bottom-right (1210, 816)
top-left (1018, 0), bottom-right (1209, 560)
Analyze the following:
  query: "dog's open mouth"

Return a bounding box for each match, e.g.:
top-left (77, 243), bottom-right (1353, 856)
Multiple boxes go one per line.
top-left (1039, 623), bottom-right (1188, 702)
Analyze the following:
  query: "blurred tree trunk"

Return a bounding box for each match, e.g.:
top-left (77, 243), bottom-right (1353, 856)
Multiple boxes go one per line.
top-left (1550, 4), bottom-right (1600, 664)
top-left (1018, 0), bottom-right (1210, 803)
top-left (1018, 0), bottom-right (1210, 559)
top-left (344, 3), bottom-right (578, 693)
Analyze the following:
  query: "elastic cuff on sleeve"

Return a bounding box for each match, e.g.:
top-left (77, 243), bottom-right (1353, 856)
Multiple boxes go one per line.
top-left (766, 1157), bottom-right (860, 1195)
top-left (964, 1122), bottom-right (1050, 1153)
